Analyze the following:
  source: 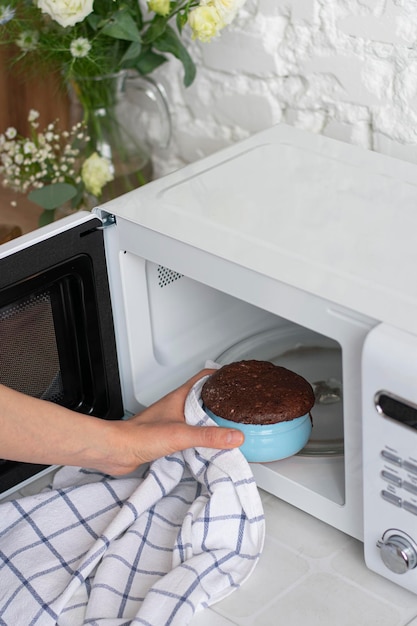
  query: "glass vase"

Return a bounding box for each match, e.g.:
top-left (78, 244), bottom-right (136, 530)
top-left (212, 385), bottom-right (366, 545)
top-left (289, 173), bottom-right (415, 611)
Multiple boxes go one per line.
top-left (71, 70), bottom-right (171, 202)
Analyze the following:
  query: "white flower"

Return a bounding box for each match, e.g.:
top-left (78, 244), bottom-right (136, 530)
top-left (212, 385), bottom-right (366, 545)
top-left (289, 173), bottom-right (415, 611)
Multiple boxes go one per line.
top-left (16, 30), bottom-right (39, 51)
top-left (5, 127), bottom-right (16, 139)
top-left (148, 0), bottom-right (170, 17)
top-left (1, 154), bottom-right (12, 167)
top-left (208, 0), bottom-right (247, 25)
top-left (81, 152), bottom-right (114, 196)
top-left (23, 141), bottom-right (36, 154)
top-left (70, 37), bottom-right (91, 58)
top-left (0, 5), bottom-right (15, 25)
top-left (36, 0), bottom-right (94, 28)
top-left (28, 109), bottom-right (40, 123)
top-left (188, 5), bottom-right (224, 42)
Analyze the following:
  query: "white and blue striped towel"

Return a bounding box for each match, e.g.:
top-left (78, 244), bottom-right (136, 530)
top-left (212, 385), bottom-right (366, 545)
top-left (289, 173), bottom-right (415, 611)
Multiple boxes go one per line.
top-left (0, 375), bottom-right (265, 625)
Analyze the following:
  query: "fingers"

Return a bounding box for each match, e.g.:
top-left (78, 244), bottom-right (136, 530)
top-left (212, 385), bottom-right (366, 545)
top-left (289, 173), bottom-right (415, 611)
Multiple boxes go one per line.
top-left (135, 369), bottom-right (215, 424)
top-left (169, 423), bottom-right (244, 453)
top-left (109, 421), bottom-right (245, 475)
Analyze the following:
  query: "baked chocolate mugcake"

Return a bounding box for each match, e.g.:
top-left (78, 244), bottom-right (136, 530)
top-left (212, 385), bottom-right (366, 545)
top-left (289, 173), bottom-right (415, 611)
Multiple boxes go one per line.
top-left (201, 360), bottom-right (315, 425)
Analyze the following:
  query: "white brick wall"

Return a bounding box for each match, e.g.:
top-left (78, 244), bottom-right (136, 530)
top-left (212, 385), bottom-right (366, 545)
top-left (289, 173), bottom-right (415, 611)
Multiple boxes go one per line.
top-left (150, 0), bottom-right (417, 177)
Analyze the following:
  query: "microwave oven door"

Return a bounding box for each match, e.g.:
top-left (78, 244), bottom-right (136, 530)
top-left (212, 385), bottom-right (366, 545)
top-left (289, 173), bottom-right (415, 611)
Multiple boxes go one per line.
top-left (0, 213), bottom-right (124, 497)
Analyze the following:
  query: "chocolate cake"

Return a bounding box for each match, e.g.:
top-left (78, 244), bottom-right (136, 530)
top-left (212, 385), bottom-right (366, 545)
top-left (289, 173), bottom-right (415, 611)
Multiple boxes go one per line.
top-left (201, 360), bottom-right (315, 425)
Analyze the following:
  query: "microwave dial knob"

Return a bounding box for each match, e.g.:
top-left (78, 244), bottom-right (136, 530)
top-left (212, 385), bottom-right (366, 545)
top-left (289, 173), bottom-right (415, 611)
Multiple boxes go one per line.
top-left (377, 534), bottom-right (417, 574)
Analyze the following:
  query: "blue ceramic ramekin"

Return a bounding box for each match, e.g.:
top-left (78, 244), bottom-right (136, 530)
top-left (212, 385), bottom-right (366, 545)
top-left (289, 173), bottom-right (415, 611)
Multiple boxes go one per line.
top-left (204, 407), bottom-right (312, 463)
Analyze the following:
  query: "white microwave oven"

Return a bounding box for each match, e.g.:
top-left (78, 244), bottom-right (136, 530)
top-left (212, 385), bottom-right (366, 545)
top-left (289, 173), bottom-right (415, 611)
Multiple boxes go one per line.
top-left (1, 123), bottom-right (417, 593)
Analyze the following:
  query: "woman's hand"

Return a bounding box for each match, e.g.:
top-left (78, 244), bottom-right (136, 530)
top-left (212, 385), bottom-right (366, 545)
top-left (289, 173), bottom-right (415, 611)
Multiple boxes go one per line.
top-left (103, 369), bottom-right (244, 474)
top-left (0, 370), bottom-right (244, 477)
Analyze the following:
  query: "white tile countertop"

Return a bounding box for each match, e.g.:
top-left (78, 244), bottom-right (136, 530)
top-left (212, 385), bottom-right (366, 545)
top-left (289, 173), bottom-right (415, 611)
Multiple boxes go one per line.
top-left (191, 490), bottom-right (417, 626)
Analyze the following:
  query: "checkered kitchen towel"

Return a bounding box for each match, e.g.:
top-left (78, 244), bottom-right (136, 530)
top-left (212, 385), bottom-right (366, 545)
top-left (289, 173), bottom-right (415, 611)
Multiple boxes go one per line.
top-left (0, 375), bottom-right (265, 625)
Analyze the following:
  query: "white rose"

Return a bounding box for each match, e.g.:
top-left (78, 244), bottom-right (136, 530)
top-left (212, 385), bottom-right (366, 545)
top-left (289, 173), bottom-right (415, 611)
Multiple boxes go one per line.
top-left (36, 0), bottom-right (94, 28)
top-left (188, 5), bottom-right (224, 42)
top-left (203, 0), bottom-right (246, 25)
top-left (148, 0), bottom-right (170, 17)
top-left (81, 152), bottom-right (114, 197)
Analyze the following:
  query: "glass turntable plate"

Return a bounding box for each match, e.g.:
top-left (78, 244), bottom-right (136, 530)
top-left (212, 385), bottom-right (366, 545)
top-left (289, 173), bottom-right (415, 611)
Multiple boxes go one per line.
top-left (216, 325), bottom-right (344, 457)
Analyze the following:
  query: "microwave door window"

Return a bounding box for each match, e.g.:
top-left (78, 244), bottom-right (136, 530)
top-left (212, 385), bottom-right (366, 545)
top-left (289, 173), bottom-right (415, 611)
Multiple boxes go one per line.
top-left (0, 291), bottom-right (65, 404)
top-left (0, 257), bottom-right (114, 415)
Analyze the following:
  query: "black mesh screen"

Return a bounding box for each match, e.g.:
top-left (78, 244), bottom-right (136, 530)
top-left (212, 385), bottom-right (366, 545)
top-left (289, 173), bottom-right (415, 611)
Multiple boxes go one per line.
top-left (0, 291), bottom-right (64, 402)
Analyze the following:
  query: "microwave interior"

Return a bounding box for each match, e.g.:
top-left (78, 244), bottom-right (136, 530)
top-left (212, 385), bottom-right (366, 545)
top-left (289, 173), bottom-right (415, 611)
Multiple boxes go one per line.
top-left (0, 213), bottom-right (348, 534)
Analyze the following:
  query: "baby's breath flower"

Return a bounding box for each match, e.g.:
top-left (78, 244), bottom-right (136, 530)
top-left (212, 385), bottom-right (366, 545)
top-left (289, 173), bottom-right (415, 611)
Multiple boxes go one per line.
top-left (28, 109), bottom-right (40, 123)
top-left (70, 37), bottom-right (91, 58)
top-left (5, 127), bottom-right (17, 139)
top-left (23, 141), bottom-right (36, 154)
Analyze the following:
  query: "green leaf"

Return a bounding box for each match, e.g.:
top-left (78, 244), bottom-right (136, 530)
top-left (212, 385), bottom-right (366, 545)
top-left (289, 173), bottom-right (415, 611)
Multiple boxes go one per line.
top-left (86, 13), bottom-right (101, 31)
top-left (134, 49), bottom-right (167, 74)
top-left (142, 16), bottom-right (169, 44)
top-left (28, 183), bottom-right (77, 210)
top-left (101, 10), bottom-right (142, 42)
top-left (91, 0), bottom-right (116, 17)
top-left (176, 11), bottom-right (188, 33)
top-left (121, 41), bottom-right (142, 64)
top-left (38, 209), bottom-right (56, 227)
top-left (70, 185), bottom-right (86, 209)
top-left (153, 25), bottom-right (196, 86)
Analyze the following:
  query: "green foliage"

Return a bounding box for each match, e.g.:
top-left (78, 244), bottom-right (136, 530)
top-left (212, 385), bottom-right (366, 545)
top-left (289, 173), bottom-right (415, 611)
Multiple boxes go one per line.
top-left (0, 0), bottom-right (202, 87)
top-left (153, 25), bottom-right (196, 87)
top-left (28, 183), bottom-right (78, 210)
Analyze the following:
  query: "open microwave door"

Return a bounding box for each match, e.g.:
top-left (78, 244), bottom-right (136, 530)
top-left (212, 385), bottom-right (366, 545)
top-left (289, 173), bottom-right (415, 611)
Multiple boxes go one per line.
top-left (0, 213), bottom-right (124, 496)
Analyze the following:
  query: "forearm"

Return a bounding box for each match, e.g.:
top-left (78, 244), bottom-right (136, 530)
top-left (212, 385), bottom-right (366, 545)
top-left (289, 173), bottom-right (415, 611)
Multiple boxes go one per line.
top-left (0, 384), bottom-right (118, 471)
top-left (0, 373), bottom-right (243, 476)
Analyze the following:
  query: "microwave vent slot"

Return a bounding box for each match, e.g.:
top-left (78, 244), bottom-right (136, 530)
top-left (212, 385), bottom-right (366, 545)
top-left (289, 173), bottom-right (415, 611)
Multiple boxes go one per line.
top-left (157, 265), bottom-right (183, 288)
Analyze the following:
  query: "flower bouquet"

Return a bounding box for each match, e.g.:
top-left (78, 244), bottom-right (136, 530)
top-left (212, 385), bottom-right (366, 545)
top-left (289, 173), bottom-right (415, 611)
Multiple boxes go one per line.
top-left (0, 109), bottom-right (114, 225)
top-left (0, 0), bottom-right (247, 219)
top-left (0, 0), bottom-right (247, 88)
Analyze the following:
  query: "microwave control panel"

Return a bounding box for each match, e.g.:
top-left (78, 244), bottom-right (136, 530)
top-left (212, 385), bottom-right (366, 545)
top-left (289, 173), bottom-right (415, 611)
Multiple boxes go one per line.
top-left (362, 323), bottom-right (417, 593)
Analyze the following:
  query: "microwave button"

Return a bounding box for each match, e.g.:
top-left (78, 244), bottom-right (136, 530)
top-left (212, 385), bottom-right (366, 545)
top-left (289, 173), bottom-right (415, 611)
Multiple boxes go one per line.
top-left (381, 490), bottom-right (402, 507)
top-left (381, 450), bottom-right (402, 466)
top-left (381, 470), bottom-right (402, 487)
top-left (377, 533), bottom-right (417, 574)
top-left (403, 501), bottom-right (417, 516)
top-left (403, 461), bottom-right (417, 476)
top-left (403, 481), bottom-right (417, 496)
